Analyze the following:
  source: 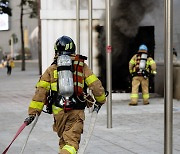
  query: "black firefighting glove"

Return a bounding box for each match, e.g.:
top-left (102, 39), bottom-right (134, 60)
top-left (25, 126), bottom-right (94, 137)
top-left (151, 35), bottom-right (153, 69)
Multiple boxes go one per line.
top-left (24, 115), bottom-right (35, 125)
top-left (93, 102), bottom-right (102, 113)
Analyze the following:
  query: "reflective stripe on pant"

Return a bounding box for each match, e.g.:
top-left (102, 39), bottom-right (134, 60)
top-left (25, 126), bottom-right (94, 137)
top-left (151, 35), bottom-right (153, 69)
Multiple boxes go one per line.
top-left (131, 76), bottom-right (149, 104)
top-left (60, 145), bottom-right (76, 154)
top-left (53, 110), bottom-right (85, 154)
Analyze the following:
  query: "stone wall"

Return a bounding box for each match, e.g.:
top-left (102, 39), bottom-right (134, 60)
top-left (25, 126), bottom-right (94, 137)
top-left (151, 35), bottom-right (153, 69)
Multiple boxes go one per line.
top-left (155, 61), bottom-right (180, 100)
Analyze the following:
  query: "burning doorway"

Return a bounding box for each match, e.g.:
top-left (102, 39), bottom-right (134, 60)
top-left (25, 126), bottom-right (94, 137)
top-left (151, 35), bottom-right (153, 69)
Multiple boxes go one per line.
top-left (96, 25), bottom-right (155, 93)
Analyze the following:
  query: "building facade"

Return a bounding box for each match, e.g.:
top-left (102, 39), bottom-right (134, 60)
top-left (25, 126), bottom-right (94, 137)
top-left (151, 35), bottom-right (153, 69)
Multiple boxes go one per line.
top-left (40, 0), bottom-right (105, 74)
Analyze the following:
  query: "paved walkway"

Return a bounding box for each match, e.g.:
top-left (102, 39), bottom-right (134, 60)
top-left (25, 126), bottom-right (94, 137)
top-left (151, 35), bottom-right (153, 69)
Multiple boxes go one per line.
top-left (1, 64), bottom-right (180, 154)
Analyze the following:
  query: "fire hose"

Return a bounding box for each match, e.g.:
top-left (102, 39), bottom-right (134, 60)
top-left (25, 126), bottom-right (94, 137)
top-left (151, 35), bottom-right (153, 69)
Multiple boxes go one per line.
top-left (78, 110), bottom-right (98, 154)
top-left (20, 115), bottom-right (39, 154)
top-left (2, 115), bottom-right (38, 154)
top-left (78, 91), bottom-right (109, 154)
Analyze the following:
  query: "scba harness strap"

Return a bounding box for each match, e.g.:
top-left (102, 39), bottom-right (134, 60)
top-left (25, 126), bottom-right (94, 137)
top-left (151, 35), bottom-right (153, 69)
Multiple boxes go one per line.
top-left (131, 53), bottom-right (149, 78)
top-left (44, 55), bottom-right (88, 113)
top-left (73, 55), bottom-right (87, 96)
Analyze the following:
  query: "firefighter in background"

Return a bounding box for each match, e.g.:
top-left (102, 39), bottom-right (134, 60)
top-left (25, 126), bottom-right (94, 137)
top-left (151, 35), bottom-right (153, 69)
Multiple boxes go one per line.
top-left (24, 36), bottom-right (106, 154)
top-left (129, 44), bottom-right (157, 106)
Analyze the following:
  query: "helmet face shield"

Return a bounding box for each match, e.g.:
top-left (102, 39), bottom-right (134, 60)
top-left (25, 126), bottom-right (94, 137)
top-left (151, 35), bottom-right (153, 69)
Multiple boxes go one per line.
top-left (54, 36), bottom-right (76, 55)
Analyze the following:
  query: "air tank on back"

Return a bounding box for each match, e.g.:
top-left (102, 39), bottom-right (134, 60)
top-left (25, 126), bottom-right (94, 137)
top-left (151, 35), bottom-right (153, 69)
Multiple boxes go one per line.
top-left (139, 53), bottom-right (147, 71)
top-left (57, 55), bottom-right (74, 99)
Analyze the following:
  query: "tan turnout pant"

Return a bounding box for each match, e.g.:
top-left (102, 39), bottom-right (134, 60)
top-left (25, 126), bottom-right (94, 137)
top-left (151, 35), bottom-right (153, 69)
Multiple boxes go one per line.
top-left (53, 109), bottom-right (85, 154)
top-left (130, 76), bottom-right (149, 104)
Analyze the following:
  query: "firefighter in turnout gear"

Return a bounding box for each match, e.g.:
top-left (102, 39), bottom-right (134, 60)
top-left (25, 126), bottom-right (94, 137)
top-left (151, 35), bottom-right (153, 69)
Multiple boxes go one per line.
top-left (129, 44), bottom-right (157, 106)
top-left (24, 36), bottom-right (106, 154)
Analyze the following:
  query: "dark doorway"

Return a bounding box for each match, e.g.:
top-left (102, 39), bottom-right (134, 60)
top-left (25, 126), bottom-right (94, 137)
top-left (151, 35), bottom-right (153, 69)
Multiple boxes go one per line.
top-left (96, 25), bottom-right (155, 93)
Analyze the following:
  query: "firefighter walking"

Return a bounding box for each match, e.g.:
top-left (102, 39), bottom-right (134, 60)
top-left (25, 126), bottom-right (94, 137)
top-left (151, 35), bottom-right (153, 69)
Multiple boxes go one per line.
top-left (24, 36), bottom-right (106, 154)
top-left (129, 44), bottom-right (157, 106)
